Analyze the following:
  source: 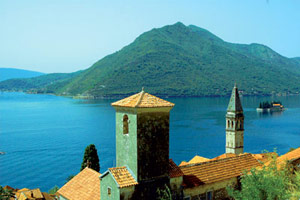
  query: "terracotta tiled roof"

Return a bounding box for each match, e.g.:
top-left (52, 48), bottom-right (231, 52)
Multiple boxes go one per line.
top-left (180, 154), bottom-right (261, 188)
top-left (210, 153), bottom-right (236, 161)
top-left (179, 161), bottom-right (188, 167)
top-left (252, 152), bottom-right (277, 163)
top-left (277, 147), bottom-right (300, 163)
top-left (109, 166), bottom-right (138, 188)
top-left (3, 185), bottom-right (17, 192)
top-left (189, 155), bottom-right (210, 164)
top-left (111, 90), bottom-right (174, 108)
top-left (169, 159), bottom-right (184, 178)
top-left (57, 167), bottom-right (101, 200)
top-left (179, 155), bottom-right (210, 166)
top-left (15, 188), bottom-right (44, 200)
top-left (42, 192), bottom-right (56, 200)
top-left (265, 147), bottom-right (300, 168)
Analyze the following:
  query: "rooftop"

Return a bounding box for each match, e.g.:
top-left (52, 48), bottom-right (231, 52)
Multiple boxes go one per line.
top-left (265, 147), bottom-right (300, 168)
top-left (15, 188), bottom-right (44, 200)
top-left (210, 153), bottom-right (237, 161)
top-left (277, 147), bottom-right (300, 163)
top-left (57, 167), bottom-right (101, 200)
top-left (108, 166), bottom-right (138, 188)
top-left (169, 159), bottom-right (184, 178)
top-left (252, 152), bottom-right (277, 164)
top-left (180, 154), bottom-right (261, 188)
top-left (179, 155), bottom-right (210, 166)
top-left (227, 84), bottom-right (243, 112)
top-left (111, 89), bottom-right (174, 108)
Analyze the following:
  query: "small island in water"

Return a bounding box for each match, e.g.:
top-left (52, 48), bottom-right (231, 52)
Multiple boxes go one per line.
top-left (257, 101), bottom-right (285, 112)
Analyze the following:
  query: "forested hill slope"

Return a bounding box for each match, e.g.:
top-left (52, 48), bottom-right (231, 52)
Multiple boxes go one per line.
top-left (0, 71), bottom-right (81, 93)
top-left (0, 68), bottom-right (44, 81)
top-left (1, 22), bottom-right (300, 97)
top-left (292, 57), bottom-right (300, 65)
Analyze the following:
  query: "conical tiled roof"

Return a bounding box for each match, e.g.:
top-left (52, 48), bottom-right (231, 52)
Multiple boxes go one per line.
top-left (227, 84), bottom-right (243, 112)
top-left (111, 89), bottom-right (174, 108)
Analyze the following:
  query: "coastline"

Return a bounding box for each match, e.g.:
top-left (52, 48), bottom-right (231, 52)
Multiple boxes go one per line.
top-left (1, 90), bottom-right (299, 99)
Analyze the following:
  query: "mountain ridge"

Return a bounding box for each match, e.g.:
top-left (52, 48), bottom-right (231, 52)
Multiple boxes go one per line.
top-left (0, 68), bottom-right (44, 82)
top-left (0, 22), bottom-right (299, 97)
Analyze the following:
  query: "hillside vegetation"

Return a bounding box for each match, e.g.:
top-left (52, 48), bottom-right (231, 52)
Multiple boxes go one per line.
top-left (1, 22), bottom-right (300, 97)
top-left (0, 68), bottom-right (44, 82)
top-left (0, 71), bottom-right (80, 94)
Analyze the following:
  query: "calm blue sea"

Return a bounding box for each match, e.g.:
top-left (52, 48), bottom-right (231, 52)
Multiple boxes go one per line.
top-left (0, 92), bottom-right (300, 191)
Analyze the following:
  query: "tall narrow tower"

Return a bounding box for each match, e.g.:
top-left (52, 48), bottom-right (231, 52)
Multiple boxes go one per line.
top-left (111, 89), bottom-right (174, 189)
top-left (226, 84), bottom-right (244, 155)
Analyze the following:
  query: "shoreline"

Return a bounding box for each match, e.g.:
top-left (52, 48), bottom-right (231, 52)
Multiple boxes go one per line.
top-left (1, 90), bottom-right (299, 99)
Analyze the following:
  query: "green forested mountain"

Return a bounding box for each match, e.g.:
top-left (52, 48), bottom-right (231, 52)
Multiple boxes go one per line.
top-left (1, 22), bottom-right (300, 97)
top-left (0, 68), bottom-right (44, 81)
top-left (292, 57), bottom-right (300, 65)
top-left (0, 71), bottom-right (81, 93)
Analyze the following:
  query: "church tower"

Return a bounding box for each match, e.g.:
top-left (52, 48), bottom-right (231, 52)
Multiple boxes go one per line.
top-left (111, 89), bottom-right (174, 198)
top-left (226, 84), bottom-right (244, 155)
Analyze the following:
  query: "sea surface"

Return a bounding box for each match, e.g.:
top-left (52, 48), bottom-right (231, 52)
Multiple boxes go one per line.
top-left (1, 92), bottom-right (300, 191)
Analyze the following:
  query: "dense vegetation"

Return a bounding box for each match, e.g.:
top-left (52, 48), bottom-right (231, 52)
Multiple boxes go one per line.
top-left (227, 155), bottom-right (300, 200)
top-left (1, 22), bottom-right (300, 97)
top-left (80, 144), bottom-right (100, 172)
top-left (259, 101), bottom-right (282, 109)
top-left (0, 186), bottom-right (14, 200)
top-left (0, 68), bottom-right (44, 81)
top-left (0, 71), bottom-right (81, 94)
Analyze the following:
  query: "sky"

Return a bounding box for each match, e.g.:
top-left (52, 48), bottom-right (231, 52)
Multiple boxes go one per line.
top-left (0, 0), bottom-right (300, 73)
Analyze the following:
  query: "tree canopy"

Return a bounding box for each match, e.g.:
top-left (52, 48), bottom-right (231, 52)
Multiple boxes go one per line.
top-left (227, 156), bottom-right (300, 200)
top-left (0, 186), bottom-right (14, 200)
top-left (80, 144), bottom-right (100, 172)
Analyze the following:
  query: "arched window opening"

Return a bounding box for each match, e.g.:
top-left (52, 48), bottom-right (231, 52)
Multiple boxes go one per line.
top-left (108, 187), bottom-right (111, 196)
top-left (123, 115), bottom-right (129, 134)
top-left (227, 120), bottom-right (230, 128)
top-left (231, 121), bottom-right (234, 128)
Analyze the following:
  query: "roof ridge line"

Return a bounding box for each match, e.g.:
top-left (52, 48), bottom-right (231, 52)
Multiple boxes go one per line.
top-left (134, 90), bottom-right (145, 107)
top-left (180, 154), bottom-right (252, 168)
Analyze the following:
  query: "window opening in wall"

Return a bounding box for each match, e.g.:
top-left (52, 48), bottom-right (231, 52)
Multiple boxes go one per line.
top-left (227, 120), bottom-right (230, 128)
top-left (123, 115), bottom-right (129, 134)
top-left (207, 191), bottom-right (212, 200)
top-left (231, 121), bottom-right (234, 128)
top-left (108, 187), bottom-right (111, 196)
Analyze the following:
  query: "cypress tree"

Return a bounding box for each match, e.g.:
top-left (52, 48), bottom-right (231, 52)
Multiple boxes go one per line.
top-left (80, 144), bottom-right (100, 172)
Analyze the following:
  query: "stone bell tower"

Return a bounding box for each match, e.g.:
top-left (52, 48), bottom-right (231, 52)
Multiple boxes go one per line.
top-left (226, 84), bottom-right (244, 155)
top-left (111, 89), bottom-right (174, 196)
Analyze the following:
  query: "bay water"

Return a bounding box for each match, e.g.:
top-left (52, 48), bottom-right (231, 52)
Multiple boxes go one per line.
top-left (0, 92), bottom-right (300, 191)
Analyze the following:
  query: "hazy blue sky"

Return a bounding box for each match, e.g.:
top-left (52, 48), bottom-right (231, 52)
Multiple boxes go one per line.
top-left (1, 0), bottom-right (300, 73)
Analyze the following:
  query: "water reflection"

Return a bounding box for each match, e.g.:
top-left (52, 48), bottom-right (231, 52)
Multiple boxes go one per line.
top-left (257, 110), bottom-right (284, 118)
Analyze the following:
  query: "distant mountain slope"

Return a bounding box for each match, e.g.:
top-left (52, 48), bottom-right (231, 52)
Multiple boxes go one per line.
top-left (1, 22), bottom-right (300, 97)
top-left (0, 71), bottom-right (81, 93)
top-left (292, 57), bottom-right (300, 65)
top-left (0, 68), bottom-right (44, 81)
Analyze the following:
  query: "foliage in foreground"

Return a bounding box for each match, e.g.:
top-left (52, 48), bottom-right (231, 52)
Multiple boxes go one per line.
top-left (80, 144), bottom-right (100, 172)
top-left (227, 156), bottom-right (300, 200)
top-left (156, 184), bottom-right (172, 200)
top-left (0, 186), bottom-right (14, 200)
top-left (48, 185), bottom-right (59, 194)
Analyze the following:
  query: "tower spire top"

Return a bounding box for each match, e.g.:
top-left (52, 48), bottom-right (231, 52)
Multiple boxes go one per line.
top-left (227, 84), bottom-right (243, 112)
